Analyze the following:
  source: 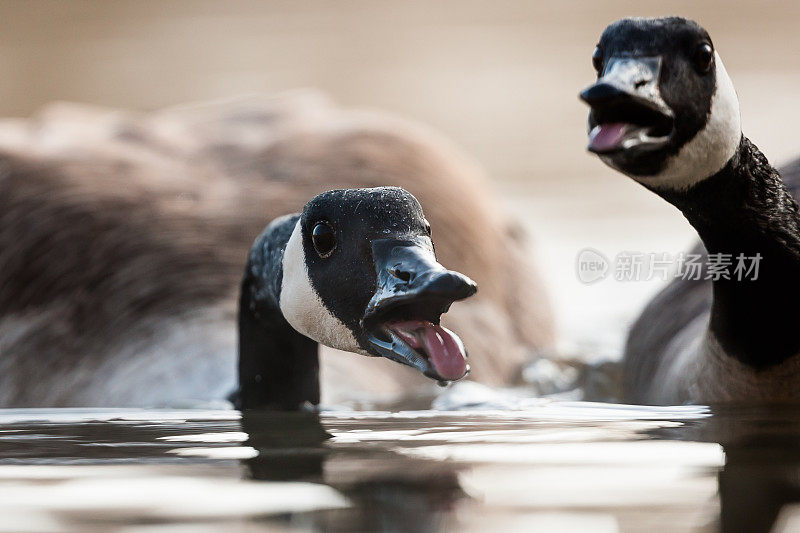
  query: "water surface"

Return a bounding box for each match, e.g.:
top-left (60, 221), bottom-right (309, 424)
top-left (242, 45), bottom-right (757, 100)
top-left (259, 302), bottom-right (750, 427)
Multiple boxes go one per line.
top-left (1, 402), bottom-right (798, 532)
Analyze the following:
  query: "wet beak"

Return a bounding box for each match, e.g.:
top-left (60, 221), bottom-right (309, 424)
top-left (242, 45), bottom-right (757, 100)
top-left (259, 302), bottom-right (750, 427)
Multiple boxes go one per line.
top-left (362, 238), bottom-right (477, 382)
top-left (580, 57), bottom-right (674, 154)
top-left (363, 238), bottom-right (477, 323)
top-left (581, 56), bottom-right (667, 109)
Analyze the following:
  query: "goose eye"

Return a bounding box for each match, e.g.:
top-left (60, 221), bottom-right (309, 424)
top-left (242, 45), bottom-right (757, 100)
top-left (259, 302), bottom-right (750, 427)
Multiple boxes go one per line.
top-left (694, 43), bottom-right (714, 73)
top-left (311, 221), bottom-right (336, 258)
top-left (424, 219), bottom-right (432, 236)
top-left (592, 46), bottom-right (603, 73)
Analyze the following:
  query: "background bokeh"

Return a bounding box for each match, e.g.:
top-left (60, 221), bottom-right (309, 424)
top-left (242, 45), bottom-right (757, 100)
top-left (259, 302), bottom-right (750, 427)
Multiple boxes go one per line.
top-left (3, 0), bottom-right (798, 355)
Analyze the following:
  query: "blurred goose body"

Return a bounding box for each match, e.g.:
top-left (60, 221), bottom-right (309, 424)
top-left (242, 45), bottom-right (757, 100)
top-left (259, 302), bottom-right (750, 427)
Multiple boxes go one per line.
top-left (0, 93), bottom-right (553, 407)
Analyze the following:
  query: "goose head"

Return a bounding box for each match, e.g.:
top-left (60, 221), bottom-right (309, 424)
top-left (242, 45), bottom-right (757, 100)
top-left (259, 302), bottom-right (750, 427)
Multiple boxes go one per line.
top-left (245, 187), bottom-right (477, 386)
top-left (580, 17), bottom-right (742, 191)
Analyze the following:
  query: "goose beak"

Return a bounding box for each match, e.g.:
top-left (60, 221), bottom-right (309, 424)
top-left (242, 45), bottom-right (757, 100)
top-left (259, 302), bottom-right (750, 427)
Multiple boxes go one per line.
top-left (362, 238), bottom-right (477, 382)
top-left (580, 56), bottom-right (674, 154)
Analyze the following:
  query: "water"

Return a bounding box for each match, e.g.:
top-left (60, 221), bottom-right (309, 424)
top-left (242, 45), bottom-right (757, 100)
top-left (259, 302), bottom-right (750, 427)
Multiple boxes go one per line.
top-left (1, 403), bottom-right (799, 532)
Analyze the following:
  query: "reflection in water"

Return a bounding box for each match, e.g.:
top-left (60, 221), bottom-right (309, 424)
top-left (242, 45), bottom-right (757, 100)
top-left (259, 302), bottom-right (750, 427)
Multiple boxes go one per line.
top-left (720, 436), bottom-right (800, 533)
top-left (0, 404), bottom-right (798, 531)
top-left (241, 410), bottom-right (329, 482)
top-left (649, 405), bottom-right (800, 533)
top-left (242, 410), bottom-right (465, 532)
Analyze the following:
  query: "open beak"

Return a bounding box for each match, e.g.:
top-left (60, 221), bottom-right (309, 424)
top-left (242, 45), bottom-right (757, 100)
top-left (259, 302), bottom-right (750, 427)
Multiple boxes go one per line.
top-left (580, 56), bottom-right (674, 154)
top-left (362, 238), bottom-right (477, 382)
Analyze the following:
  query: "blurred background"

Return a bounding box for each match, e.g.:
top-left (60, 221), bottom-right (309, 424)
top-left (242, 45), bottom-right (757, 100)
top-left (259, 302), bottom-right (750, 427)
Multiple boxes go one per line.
top-left (3, 0), bottom-right (799, 356)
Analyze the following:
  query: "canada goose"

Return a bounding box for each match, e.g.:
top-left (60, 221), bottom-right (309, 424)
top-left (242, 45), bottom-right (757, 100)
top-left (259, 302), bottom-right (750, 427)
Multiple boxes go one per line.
top-left (236, 187), bottom-right (476, 409)
top-left (580, 17), bottom-right (800, 404)
top-left (0, 93), bottom-right (554, 407)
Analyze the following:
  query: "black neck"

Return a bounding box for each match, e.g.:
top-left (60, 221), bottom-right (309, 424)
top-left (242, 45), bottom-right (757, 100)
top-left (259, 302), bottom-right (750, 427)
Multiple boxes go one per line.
top-left (660, 137), bottom-right (800, 368)
top-left (235, 274), bottom-right (320, 410)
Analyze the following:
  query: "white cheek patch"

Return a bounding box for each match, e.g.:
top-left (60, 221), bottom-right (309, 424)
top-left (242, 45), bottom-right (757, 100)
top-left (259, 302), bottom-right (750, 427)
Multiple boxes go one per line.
top-left (640, 52), bottom-right (742, 191)
top-left (279, 221), bottom-right (366, 355)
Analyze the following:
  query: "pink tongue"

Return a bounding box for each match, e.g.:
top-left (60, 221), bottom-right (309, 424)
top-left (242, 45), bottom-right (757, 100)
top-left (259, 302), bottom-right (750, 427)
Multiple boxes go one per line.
top-left (387, 321), bottom-right (468, 381)
top-left (589, 123), bottom-right (628, 152)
